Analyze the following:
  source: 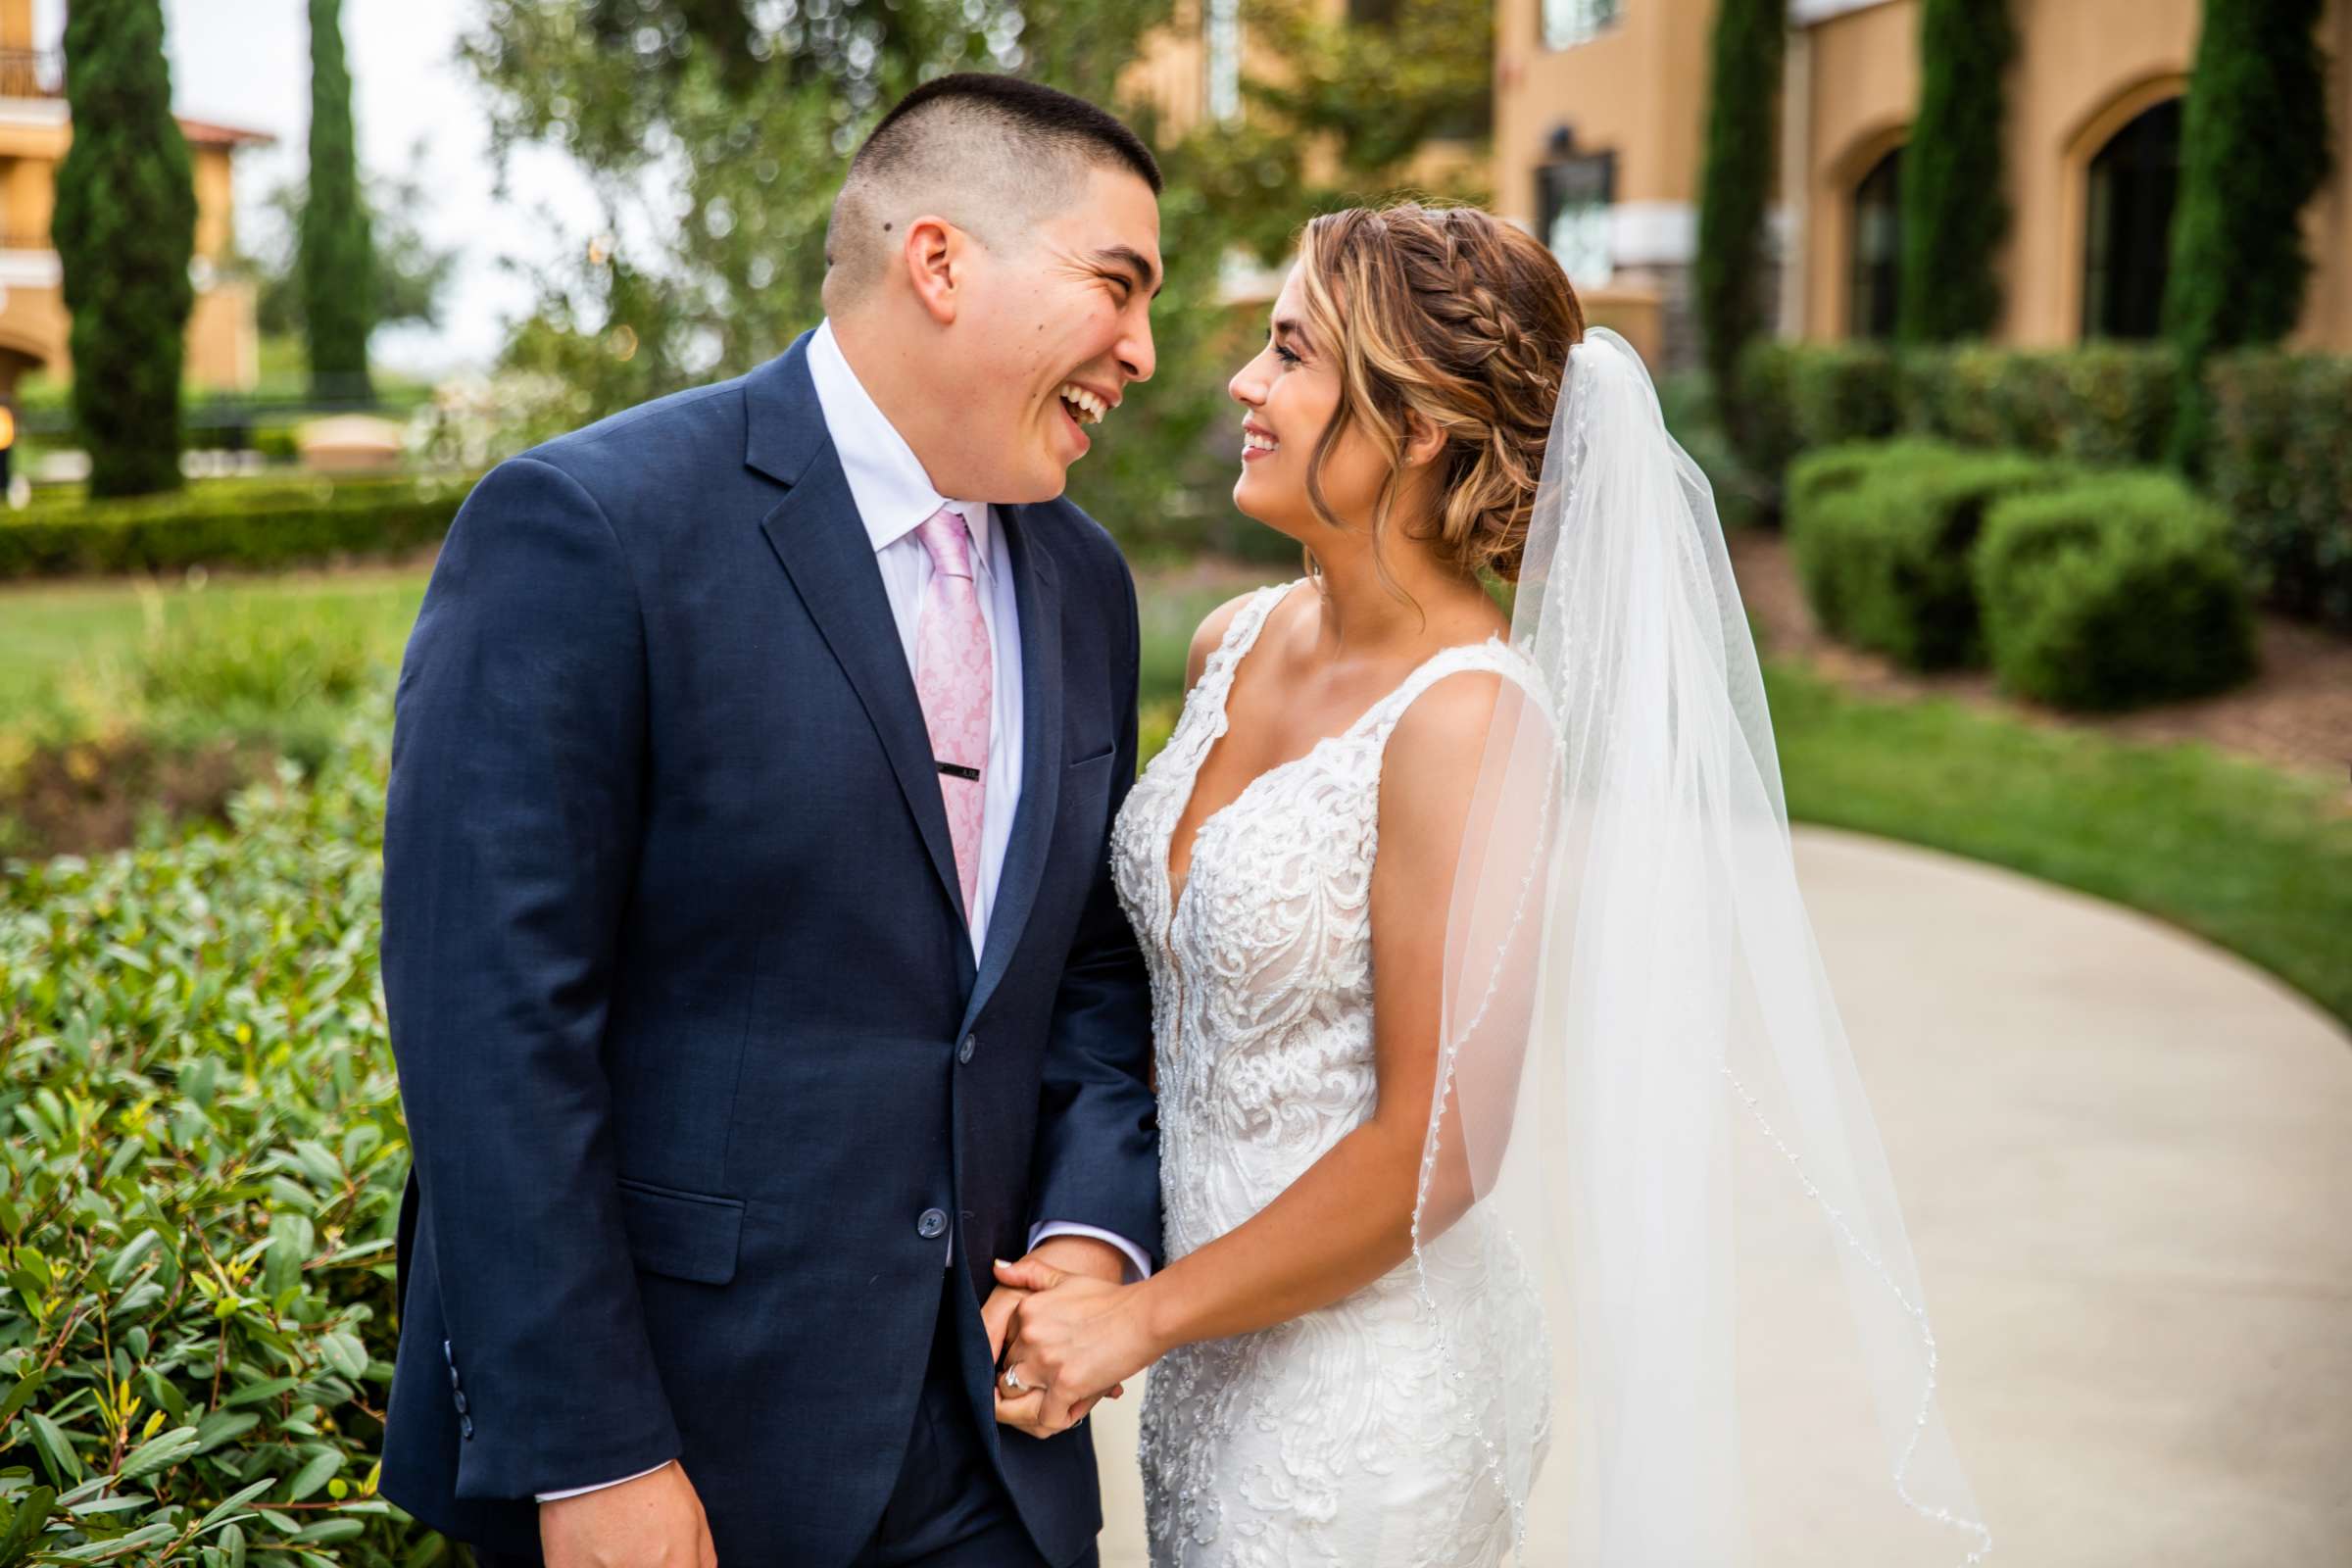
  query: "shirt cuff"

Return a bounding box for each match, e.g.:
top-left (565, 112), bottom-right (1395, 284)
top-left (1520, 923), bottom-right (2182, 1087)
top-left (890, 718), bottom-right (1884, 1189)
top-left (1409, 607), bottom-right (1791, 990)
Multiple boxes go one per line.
top-left (536, 1459), bottom-right (674, 1503)
top-left (1028, 1221), bottom-right (1152, 1284)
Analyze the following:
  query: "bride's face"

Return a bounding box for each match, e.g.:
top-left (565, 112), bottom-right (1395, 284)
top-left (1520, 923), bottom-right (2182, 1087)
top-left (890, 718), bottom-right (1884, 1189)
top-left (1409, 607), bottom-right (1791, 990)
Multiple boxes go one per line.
top-left (1227, 267), bottom-right (1396, 546)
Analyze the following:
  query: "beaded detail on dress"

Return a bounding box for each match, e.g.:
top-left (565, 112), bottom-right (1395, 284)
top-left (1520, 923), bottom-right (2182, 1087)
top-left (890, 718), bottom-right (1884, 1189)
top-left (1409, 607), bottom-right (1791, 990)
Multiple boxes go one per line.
top-left (1111, 581), bottom-right (1549, 1568)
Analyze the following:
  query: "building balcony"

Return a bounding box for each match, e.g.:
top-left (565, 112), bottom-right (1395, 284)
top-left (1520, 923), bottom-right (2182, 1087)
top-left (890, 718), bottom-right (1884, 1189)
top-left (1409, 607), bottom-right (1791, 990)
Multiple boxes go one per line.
top-left (0, 48), bottom-right (61, 101)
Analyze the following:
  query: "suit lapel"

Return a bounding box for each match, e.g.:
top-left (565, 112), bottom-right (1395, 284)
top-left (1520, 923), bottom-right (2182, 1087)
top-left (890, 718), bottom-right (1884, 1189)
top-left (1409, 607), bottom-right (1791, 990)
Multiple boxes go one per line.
top-left (751, 342), bottom-right (969, 941)
top-left (960, 502), bottom-right (1062, 1032)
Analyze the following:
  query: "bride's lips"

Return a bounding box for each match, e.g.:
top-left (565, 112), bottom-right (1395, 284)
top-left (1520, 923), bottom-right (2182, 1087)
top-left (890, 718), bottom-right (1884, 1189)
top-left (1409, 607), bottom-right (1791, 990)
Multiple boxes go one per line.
top-left (1241, 418), bottom-right (1279, 464)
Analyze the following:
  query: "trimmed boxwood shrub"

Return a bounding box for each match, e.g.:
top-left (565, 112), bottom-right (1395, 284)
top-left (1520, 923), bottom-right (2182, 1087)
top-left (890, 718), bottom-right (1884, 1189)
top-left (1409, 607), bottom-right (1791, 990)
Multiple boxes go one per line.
top-left (0, 476), bottom-right (466, 579)
top-left (1899, 343), bottom-right (2177, 467)
top-left (2204, 351), bottom-right (2352, 629)
top-left (1976, 472), bottom-right (2256, 710)
top-left (1788, 440), bottom-right (2060, 669)
top-left (1737, 340), bottom-right (1903, 482)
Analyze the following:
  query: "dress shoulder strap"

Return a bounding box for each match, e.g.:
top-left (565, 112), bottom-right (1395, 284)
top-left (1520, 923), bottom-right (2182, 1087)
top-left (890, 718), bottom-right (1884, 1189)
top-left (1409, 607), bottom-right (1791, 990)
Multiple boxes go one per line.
top-left (1360, 637), bottom-right (1544, 751)
top-left (1194, 578), bottom-right (1302, 705)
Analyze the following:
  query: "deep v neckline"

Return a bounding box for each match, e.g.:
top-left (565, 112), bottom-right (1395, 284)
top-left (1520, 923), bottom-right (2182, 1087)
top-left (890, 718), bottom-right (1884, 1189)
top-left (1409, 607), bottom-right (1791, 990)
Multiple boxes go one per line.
top-left (1158, 581), bottom-right (1500, 930)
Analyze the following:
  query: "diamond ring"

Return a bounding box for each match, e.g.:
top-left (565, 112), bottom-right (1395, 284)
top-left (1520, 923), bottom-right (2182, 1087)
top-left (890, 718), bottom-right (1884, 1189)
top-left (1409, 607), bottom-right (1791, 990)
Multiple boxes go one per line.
top-left (1000, 1366), bottom-right (1028, 1395)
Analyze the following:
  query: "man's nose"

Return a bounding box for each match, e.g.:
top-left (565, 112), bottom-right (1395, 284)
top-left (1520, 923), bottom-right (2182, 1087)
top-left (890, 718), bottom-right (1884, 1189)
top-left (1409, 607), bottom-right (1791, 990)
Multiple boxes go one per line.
top-left (1119, 311), bottom-right (1156, 385)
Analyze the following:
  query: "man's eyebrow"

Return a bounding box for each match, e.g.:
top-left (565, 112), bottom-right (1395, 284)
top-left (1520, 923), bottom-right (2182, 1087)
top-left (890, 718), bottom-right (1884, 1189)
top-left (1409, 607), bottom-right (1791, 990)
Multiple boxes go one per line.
top-left (1095, 245), bottom-right (1164, 299)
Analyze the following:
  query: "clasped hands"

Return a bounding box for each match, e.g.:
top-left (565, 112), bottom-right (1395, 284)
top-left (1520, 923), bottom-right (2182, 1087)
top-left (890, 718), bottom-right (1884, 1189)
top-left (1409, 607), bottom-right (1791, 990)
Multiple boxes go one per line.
top-left (984, 1238), bottom-right (1160, 1440)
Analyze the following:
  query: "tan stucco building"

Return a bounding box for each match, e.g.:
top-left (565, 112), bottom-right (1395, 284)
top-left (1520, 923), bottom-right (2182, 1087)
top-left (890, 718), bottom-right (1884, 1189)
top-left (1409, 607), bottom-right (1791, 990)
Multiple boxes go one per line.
top-left (0, 0), bottom-right (267, 400)
top-left (1494, 0), bottom-right (2352, 369)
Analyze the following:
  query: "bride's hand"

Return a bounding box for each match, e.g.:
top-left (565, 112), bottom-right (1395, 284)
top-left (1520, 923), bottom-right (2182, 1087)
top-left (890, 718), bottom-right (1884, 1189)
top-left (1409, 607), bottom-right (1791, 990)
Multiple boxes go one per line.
top-left (992, 1256), bottom-right (1156, 1438)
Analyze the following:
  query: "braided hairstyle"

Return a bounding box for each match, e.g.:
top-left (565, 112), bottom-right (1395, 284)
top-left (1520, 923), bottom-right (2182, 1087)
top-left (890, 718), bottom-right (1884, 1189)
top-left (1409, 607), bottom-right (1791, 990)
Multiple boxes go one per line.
top-left (1294, 204), bottom-right (1585, 584)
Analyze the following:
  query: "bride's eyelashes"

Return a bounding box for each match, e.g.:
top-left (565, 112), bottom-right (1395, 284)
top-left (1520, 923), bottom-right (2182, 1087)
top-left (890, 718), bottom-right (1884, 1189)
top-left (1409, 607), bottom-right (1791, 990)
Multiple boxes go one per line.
top-left (1274, 343), bottom-right (1301, 367)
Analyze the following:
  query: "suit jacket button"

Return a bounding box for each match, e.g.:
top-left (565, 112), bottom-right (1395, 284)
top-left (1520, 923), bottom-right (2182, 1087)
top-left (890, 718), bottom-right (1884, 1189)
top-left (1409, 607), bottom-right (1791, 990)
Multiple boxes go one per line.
top-left (957, 1035), bottom-right (976, 1064)
top-left (459, 1414), bottom-right (475, 1440)
top-left (453, 1390), bottom-right (468, 1415)
top-left (448, 1366), bottom-right (461, 1391)
top-left (917, 1207), bottom-right (949, 1240)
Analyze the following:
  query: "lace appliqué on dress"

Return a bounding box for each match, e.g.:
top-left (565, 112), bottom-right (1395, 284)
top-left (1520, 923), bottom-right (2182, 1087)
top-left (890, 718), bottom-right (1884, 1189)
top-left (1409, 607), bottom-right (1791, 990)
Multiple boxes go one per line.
top-left (1110, 583), bottom-right (1549, 1568)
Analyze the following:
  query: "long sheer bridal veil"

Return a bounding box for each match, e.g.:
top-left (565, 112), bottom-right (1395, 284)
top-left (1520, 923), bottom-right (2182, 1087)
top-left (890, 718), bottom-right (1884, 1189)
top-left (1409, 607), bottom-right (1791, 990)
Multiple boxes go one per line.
top-left (1411, 328), bottom-right (1992, 1565)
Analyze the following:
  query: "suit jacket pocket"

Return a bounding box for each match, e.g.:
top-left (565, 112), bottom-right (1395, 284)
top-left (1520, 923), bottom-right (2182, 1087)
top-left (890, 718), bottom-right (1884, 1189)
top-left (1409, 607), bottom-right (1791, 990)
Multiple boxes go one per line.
top-left (615, 1177), bottom-right (745, 1285)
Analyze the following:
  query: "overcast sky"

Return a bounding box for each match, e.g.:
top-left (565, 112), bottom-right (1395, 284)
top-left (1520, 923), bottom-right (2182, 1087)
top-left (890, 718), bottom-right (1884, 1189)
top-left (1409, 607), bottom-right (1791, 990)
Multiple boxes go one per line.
top-left (33, 0), bottom-right (608, 374)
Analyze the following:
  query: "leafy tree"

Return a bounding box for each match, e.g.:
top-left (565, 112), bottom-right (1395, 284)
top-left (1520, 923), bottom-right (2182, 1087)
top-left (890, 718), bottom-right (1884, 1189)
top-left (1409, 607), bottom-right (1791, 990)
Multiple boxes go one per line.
top-left (2164, 0), bottom-right (2331, 467)
top-left (302, 0), bottom-right (375, 400)
top-left (51, 0), bottom-right (196, 499)
top-left (1897, 0), bottom-right (2014, 343)
top-left (462, 0), bottom-right (1489, 541)
top-left (254, 145), bottom-right (461, 342)
top-left (1694, 0), bottom-right (1784, 458)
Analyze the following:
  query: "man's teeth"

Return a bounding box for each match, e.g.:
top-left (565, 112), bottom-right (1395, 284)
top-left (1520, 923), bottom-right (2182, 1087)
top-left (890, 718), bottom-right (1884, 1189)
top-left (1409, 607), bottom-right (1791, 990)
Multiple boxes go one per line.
top-left (1243, 427), bottom-right (1278, 453)
top-left (1058, 383), bottom-right (1108, 425)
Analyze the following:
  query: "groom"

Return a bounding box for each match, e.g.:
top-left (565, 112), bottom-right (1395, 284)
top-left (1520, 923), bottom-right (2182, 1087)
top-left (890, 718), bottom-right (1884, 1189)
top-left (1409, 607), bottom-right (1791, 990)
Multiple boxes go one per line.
top-left (378, 74), bottom-right (1163, 1567)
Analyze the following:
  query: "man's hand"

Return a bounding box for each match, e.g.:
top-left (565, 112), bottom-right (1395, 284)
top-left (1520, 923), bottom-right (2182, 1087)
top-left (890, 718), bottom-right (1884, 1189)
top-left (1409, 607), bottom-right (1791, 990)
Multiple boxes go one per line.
top-left (540, 1460), bottom-right (715, 1568)
top-left (989, 1236), bottom-right (1127, 1438)
top-left (992, 1256), bottom-right (1160, 1440)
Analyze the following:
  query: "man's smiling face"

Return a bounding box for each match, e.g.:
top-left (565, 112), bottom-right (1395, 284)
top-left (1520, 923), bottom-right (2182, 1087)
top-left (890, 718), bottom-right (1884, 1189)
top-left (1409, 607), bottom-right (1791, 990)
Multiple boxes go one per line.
top-left (940, 162), bottom-right (1161, 504)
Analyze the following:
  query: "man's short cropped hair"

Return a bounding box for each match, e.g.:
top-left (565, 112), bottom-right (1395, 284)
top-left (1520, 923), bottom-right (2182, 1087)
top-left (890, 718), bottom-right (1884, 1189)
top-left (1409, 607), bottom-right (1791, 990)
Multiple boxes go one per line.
top-left (823, 73), bottom-right (1161, 305)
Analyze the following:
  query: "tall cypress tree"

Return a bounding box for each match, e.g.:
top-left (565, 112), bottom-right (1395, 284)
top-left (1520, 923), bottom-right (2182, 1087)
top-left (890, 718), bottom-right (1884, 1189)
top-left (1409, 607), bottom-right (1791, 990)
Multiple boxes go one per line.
top-left (301, 0), bottom-right (373, 401)
top-left (2164, 0), bottom-right (2330, 466)
top-left (1694, 0), bottom-right (1785, 453)
top-left (51, 0), bottom-right (195, 499)
top-left (1897, 0), bottom-right (2014, 342)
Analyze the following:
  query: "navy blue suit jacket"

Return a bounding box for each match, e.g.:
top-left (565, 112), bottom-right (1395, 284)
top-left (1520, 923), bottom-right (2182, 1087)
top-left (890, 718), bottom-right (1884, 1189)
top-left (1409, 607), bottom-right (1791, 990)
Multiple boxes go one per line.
top-left (377, 332), bottom-right (1159, 1565)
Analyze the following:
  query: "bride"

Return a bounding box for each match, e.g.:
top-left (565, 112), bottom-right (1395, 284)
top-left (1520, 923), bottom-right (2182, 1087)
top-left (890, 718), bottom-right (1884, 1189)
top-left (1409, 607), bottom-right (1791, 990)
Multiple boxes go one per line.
top-left (992, 205), bottom-right (1991, 1567)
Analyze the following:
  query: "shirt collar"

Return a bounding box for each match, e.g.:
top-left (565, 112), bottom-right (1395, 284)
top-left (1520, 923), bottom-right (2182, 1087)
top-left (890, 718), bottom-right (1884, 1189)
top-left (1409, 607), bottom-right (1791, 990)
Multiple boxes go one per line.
top-left (807, 318), bottom-right (993, 574)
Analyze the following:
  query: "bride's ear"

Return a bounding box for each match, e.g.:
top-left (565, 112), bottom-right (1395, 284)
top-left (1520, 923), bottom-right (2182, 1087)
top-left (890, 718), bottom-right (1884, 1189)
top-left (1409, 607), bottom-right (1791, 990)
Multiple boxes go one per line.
top-left (1401, 410), bottom-right (1446, 469)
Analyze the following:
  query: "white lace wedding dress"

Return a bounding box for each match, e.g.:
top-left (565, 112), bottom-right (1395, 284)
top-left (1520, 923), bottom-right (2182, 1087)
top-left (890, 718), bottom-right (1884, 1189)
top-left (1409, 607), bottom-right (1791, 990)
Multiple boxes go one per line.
top-left (1109, 580), bottom-right (1549, 1568)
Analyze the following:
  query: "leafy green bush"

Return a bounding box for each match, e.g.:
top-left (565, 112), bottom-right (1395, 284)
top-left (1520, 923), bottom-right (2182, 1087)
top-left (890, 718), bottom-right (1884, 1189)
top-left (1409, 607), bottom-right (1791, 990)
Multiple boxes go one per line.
top-left (0, 711), bottom-right (440, 1565)
top-left (1976, 471), bottom-right (2257, 710)
top-left (1784, 436), bottom-right (1957, 518)
top-left (1899, 343), bottom-right (2177, 466)
top-left (1788, 440), bottom-right (2059, 669)
top-left (0, 476), bottom-right (466, 580)
top-left (1737, 340), bottom-right (1903, 484)
top-left (2203, 350), bottom-right (2352, 629)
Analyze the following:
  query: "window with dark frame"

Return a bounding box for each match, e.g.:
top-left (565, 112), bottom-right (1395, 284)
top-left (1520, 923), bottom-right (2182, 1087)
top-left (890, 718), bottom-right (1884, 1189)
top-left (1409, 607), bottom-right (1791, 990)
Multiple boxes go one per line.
top-left (1849, 146), bottom-right (1904, 341)
top-left (1538, 150), bottom-right (1616, 287)
top-left (1542, 0), bottom-right (1622, 52)
top-left (2082, 97), bottom-right (2182, 341)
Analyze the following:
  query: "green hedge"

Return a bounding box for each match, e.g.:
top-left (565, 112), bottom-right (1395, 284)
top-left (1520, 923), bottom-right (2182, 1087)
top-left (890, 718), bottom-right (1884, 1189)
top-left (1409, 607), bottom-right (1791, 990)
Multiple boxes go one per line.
top-left (1737, 341), bottom-right (1903, 483)
top-left (1787, 439), bottom-right (2059, 669)
top-left (1900, 343), bottom-right (2177, 467)
top-left (0, 713), bottom-right (436, 1564)
top-left (0, 476), bottom-right (466, 579)
top-left (2204, 351), bottom-right (2352, 629)
top-left (1977, 471), bottom-right (2257, 709)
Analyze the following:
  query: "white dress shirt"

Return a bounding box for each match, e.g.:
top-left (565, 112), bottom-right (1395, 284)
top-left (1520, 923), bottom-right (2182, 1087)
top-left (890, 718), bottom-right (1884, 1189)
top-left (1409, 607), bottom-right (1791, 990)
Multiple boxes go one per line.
top-left (536, 323), bottom-right (1148, 1502)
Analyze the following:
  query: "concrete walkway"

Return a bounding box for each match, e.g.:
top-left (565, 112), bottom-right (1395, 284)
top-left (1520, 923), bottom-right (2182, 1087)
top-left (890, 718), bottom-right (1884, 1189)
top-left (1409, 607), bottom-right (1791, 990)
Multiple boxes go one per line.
top-left (1085, 825), bottom-right (2352, 1566)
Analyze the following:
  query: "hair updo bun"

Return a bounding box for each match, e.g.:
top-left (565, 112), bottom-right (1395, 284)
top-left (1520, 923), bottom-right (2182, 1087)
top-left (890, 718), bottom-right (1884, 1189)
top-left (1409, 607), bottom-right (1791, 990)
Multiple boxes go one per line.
top-left (1295, 203), bottom-right (1585, 584)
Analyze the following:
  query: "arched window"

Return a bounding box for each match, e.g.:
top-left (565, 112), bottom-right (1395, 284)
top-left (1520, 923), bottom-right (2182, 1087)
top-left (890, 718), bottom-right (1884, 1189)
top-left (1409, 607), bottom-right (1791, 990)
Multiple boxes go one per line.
top-left (1848, 146), bottom-right (1903, 341)
top-left (2082, 97), bottom-right (2182, 340)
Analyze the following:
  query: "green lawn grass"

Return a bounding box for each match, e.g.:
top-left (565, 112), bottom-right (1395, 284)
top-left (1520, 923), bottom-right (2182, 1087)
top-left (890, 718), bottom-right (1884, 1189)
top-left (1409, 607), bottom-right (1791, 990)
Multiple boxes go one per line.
top-left (3, 563), bottom-right (2345, 1026)
top-left (0, 569), bottom-right (427, 713)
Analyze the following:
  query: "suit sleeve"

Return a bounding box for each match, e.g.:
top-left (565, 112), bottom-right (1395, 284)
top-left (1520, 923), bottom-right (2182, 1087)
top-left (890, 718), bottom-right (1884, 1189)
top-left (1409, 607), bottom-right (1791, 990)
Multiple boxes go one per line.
top-left (1025, 555), bottom-right (1161, 1266)
top-left (382, 455), bottom-right (680, 1498)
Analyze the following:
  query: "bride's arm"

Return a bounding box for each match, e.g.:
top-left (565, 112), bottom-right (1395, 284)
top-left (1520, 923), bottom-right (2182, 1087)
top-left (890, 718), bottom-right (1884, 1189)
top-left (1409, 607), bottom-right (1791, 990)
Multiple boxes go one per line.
top-left (996, 671), bottom-right (1501, 1421)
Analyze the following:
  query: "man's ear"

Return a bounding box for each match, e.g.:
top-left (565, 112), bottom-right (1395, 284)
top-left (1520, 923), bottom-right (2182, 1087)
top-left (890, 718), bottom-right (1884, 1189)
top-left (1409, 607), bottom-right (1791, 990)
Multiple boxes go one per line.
top-left (903, 216), bottom-right (961, 326)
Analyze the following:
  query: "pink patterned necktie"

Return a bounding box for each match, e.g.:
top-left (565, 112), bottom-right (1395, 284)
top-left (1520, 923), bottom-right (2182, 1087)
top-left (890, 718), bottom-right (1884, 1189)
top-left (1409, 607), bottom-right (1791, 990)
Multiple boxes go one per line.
top-left (912, 504), bottom-right (992, 922)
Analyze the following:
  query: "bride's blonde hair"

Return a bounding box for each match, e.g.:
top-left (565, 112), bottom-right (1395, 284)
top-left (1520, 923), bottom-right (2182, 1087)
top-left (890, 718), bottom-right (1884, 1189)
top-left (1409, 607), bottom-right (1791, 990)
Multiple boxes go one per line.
top-left (1294, 204), bottom-right (1584, 585)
